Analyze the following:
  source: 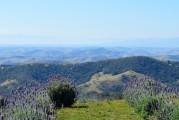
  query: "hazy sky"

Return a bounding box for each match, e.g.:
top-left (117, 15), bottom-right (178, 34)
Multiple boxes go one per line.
top-left (0, 0), bottom-right (179, 46)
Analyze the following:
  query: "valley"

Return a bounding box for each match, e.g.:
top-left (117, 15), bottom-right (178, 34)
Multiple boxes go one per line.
top-left (1, 0), bottom-right (178, 119)
top-left (1, 47), bottom-right (179, 65)
top-left (1, 56), bottom-right (179, 119)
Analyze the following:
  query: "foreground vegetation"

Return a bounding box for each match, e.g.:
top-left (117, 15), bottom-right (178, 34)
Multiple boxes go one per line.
top-left (0, 82), bottom-right (54, 119)
top-left (0, 75), bottom-right (78, 119)
top-left (124, 76), bottom-right (179, 120)
top-left (56, 100), bottom-right (142, 120)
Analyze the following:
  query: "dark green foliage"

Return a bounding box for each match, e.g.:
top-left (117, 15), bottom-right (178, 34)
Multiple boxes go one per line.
top-left (144, 98), bottom-right (159, 115)
top-left (157, 105), bottom-right (174, 120)
top-left (1, 56), bottom-right (179, 95)
top-left (135, 97), bottom-right (160, 119)
top-left (102, 56), bottom-right (179, 85)
top-left (170, 107), bottom-right (179, 120)
top-left (124, 76), bottom-right (179, 120)
top-left (48, 76), bottom-right (78, 107)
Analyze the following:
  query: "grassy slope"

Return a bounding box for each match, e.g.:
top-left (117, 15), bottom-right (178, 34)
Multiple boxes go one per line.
top-left (56, 100), bottom-right (142, 120)
top-left (77, 70), bottom-right (145, 94)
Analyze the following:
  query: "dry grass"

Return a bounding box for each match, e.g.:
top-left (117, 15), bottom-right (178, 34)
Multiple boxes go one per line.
top-left (77, 70), bottom-right (144, 94)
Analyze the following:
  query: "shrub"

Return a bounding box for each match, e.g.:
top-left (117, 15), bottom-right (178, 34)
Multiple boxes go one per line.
top-left (134, 96), bottom-right (160, 119)
top-left (157, 104), bottom-right (174, 120)
top-left (144, 98), bottom-right (159, 115)
top-left (170, 107), bottom-right (179, 120)
top-left (47, 75), bottom-right (78, 108)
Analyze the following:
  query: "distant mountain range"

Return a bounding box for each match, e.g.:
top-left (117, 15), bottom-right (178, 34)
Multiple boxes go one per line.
top-left (1, 35), bottom-right (179, 48)
top-left (0, 46), bottom-right (179, 65)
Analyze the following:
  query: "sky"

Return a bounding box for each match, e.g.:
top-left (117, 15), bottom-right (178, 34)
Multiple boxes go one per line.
top-left (0, 0), bottom-right (179, 47)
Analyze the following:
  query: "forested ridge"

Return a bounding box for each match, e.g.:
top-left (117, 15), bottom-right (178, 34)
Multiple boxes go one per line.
top-left (0, 56), bottom-right (179, 95)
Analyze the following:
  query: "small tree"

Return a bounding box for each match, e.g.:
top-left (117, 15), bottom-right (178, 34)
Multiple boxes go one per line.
top-left (47, 75), bottom-right (78, 108)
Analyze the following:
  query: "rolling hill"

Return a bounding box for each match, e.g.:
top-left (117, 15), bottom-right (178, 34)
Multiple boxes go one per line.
top-left (0, 56), bottom-right (179, 96)
top-left (77, 70), bottom-right (145, 94)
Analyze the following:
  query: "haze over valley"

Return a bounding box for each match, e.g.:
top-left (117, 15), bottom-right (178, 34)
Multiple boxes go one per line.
top-left (1, 0), bottom-right (179, 119)
top-left (0, 45), bottom-right (179, 65)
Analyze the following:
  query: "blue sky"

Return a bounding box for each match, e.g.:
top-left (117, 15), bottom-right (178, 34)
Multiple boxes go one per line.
top-left (0, 0), bottom-right (179, 47)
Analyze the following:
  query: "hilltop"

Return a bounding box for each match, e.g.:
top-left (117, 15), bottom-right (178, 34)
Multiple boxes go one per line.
top-left (77, 70), bottom-right (145, 96)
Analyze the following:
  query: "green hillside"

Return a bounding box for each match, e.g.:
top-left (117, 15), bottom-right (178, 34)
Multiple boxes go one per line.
top-left (78, 70), bottom-right (145, 94)
top-left (1, 56), bottom-right (179, 95)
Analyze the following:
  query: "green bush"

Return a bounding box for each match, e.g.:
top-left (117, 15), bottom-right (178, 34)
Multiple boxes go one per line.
top-left (134, 97), bottom-right (160, 120)
top-left (157, 104), bottom-right (174, 120)
top-left (48, 76), bottom-right (78, 108)
top-left (170, 107), bottom-right (179, 120)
